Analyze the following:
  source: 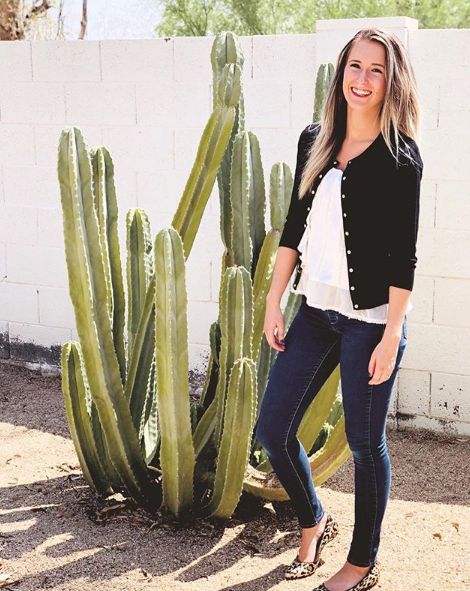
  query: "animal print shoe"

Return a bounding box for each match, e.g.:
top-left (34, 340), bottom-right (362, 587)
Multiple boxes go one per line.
top-left (312, 561), bottom-right (380, 591)
top-left (284, 513), bottom-right (339, 580)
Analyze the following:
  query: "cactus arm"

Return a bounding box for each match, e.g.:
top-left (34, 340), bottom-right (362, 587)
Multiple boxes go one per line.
top-left (126, 209), bottom-right (154, 360)
top-left (102, 148), bottom-right (127, 383)
top-left (297, 365), bottom-right (340, 450)
top-left (125, 274), bottom-right (156, 431)
top-left (204, 358), bottom-right (256, 518)
top-left (61, 342), bottom-right (113, 496)
top-left (247, 131), bottom-right (266, 272)
top-left (171, 63), bottom-right (241, 258)
top-left (214, 266), bottom-right (253, 446)
top-left (243, 416), bottom-right (350, 501)
top-left (154, 227), bottom-right (195, 516)
top-left (251, 228), bottom-right (280, 360)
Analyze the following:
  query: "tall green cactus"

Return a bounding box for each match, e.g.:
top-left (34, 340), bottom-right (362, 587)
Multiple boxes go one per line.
top-left (58, 29), bottom-right (351, 522)
top-left (154, 227), bottom-right (195, 517)
top-left (58, 128), bottom-right (161, 512)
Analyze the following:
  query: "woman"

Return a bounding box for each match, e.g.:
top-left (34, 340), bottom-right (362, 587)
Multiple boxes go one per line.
top-left (255, 28), bottom-right (424, 591)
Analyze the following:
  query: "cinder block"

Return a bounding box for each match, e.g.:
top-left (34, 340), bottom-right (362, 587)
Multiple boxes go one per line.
top-left (189, 208), bottom-right (224, 267)
top-left (32, 40), bottom-right (100, 82)
top-left (243, 79), bottom-right (290, 129)
top-left (187, 300), bottom-right (219, 345)
top-left (0, 125), bottom-right (35, 166)
top-left (136, 81), bottom-right (211, 127)
top-left (174, 126), bottom-right (208, 174)
top-left (65, 82), bottom-right (136, 125)
top-left (101, 39), bottom-right (173, 83)
top-left (250, 126), bottom-right (297, 185)
top-left (253, 34), bottom-right (316, 82)
top-left (101, 126), bottom-right (173, 172)
top-left (186, 260), bottom-right (211, 302)
top-left (0, 282), bottom-right (38, 323)
top-left (111, 167), bottom-right (138, 215)
top-left (435, 179), bottom-right (470, 231)
top-left (434, 278), bottom-right (470, 327)
top-left (438, 105), bottom-right (470, 135)
top-left (0, 243), bottom-right (6, 282)
top-left (9, 321), bottom-right (71, 358)
top-left (291, 78), bottom-right (317, 131)
top-left (397, 413), bottom-right (470, 437)
top-left (7, 244), bottom-right (68, 288)
top-left (188, 342), bottom-right (211, 381)
top-left (420, 128), bottom-right (469, 181)
top-left (0, 82), bottom-right (65, 124)
top-left (211, 260), bottom-right (221, 302)
top-left (408, 275), bottom-right (433, 324)
top-left (397, 368), bottom-right (431, 416)
top-left (0, 319), bottom-right (9, 358)
top-left (403, 323), bottom-right (470, 375)
top-left (431, 371), bottom-right (470, 423)
top-left (173, 36), bottom-right (213, 85)
top-left (38, 286), bottom-right (75, 329)
top-left (0, 40), bottom-right (32, 81)
top-left (34, 124), bottom-right (103, 168)
top-left (417, 227), bottom-right (470, 279)
top-left (418, 179), bottom-right (436, 229)
top-left (3, 165), bottom-right (59, 209)
top-left (136, 169), bottom-right (186, 217)
top-left (0, 205), bottom-right (37, 246)
top-left (38, 208), bottom-right (63, 248)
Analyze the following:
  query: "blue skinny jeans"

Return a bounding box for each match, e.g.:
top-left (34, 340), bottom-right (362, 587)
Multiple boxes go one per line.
top-left (255, 294), bottom-right (407, 567)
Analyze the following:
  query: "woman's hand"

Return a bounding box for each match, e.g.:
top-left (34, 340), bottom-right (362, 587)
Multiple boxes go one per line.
top-left (368, 333), bottom-right (400, 385)
top-left (264, 298), bottom-right (286, 352)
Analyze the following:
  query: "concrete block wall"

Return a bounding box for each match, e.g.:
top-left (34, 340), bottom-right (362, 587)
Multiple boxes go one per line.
top-left (0, 16), bottom-right (469, 435)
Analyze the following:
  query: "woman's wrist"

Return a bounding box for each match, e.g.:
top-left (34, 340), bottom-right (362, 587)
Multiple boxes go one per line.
top-left (266, 290), bottom-right (282, 306)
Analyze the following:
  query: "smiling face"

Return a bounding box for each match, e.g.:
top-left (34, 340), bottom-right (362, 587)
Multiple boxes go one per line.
top-left (342, 38), bottom-right (387, 116)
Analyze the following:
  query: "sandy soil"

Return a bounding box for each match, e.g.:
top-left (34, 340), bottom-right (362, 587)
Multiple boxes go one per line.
top-left (1, 361), bottom-right (469, 591)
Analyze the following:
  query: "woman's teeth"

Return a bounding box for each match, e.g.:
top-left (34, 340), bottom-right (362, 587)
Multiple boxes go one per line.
top-left (352, 87), bottom-right (372, 97)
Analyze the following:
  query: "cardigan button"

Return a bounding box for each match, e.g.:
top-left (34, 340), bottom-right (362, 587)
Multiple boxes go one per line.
top-left (343, 175), bottom-right (346, 180)
top-left (345, 231), bottom-right (349, 236)
top-left (354, 304), bottom-right (358, 308)
top-left (319, 174), bottom-right (323, 178)
top-left (343, 213), bottom-right (347, 217)
top-left (342, 194), bottom-right (345, 198)
top-left (349, 268), bottom-right (353, 272)
top-left (350, 286), bottom-right (355, 290)
top-left (307, 206), bottom-right (311, 211)
top-left (304, 223), bottom-right (307, 228)
top-left (347, 249), bottom-right (351, 254)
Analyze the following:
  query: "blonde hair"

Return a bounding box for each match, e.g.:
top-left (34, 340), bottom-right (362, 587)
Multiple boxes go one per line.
top-left (298, 27), bottom-right (422, 200)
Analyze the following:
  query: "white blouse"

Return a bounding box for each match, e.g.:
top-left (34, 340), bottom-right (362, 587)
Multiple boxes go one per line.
top-left (290, 167), bottom-right (413, 324)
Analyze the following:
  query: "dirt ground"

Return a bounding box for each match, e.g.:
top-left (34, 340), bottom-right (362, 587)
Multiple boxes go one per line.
top-left (1, 361), bottom-right (469, 591)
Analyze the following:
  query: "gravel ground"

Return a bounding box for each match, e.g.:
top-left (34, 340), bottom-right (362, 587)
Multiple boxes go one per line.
top-left (1, 361), bottom-right (469, 591)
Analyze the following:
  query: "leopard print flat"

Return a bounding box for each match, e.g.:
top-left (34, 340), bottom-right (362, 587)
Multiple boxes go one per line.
top-left (284, 513), bottom-right (339, 580)
top-left (312, 561), bottom-right (380, 591)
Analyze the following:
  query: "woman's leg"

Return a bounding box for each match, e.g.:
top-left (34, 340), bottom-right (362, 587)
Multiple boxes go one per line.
top-left (339, 316), bottom-right (408, 567)
top-left (255, 298), bottom-right (341, 527)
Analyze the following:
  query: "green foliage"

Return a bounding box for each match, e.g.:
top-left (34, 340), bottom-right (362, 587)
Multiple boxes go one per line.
top-left (155, 0), bottom-right (470, 36)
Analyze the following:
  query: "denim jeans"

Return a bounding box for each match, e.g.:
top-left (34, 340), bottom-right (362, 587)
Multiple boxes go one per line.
top-left (255, 294), bottom-right (407, 567)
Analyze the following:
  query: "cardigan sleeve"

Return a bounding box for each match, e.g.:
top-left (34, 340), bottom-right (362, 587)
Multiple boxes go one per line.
top-left (278, 123), bottom-right (319, 252)
top-left (388, 150), bottom-right (424, 292)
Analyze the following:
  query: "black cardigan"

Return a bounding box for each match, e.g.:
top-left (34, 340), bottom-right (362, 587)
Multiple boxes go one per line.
top-left (279, 123), bottom-right (424, 310)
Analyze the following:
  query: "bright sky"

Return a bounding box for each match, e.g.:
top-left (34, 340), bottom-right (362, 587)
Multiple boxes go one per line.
top-left (54, 0), bottom-right (163, 40)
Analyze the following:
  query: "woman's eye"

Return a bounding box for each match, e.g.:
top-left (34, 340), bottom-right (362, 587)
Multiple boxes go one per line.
top-left (350, 63), bottom-right (382, 73)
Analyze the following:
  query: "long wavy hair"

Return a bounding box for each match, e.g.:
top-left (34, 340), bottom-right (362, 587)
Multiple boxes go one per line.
top-left (298, 27), bottom-right (422, 200)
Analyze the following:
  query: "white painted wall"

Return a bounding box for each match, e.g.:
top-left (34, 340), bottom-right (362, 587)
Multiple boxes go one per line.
top-left (1, 16), bottom-right (469, 436)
